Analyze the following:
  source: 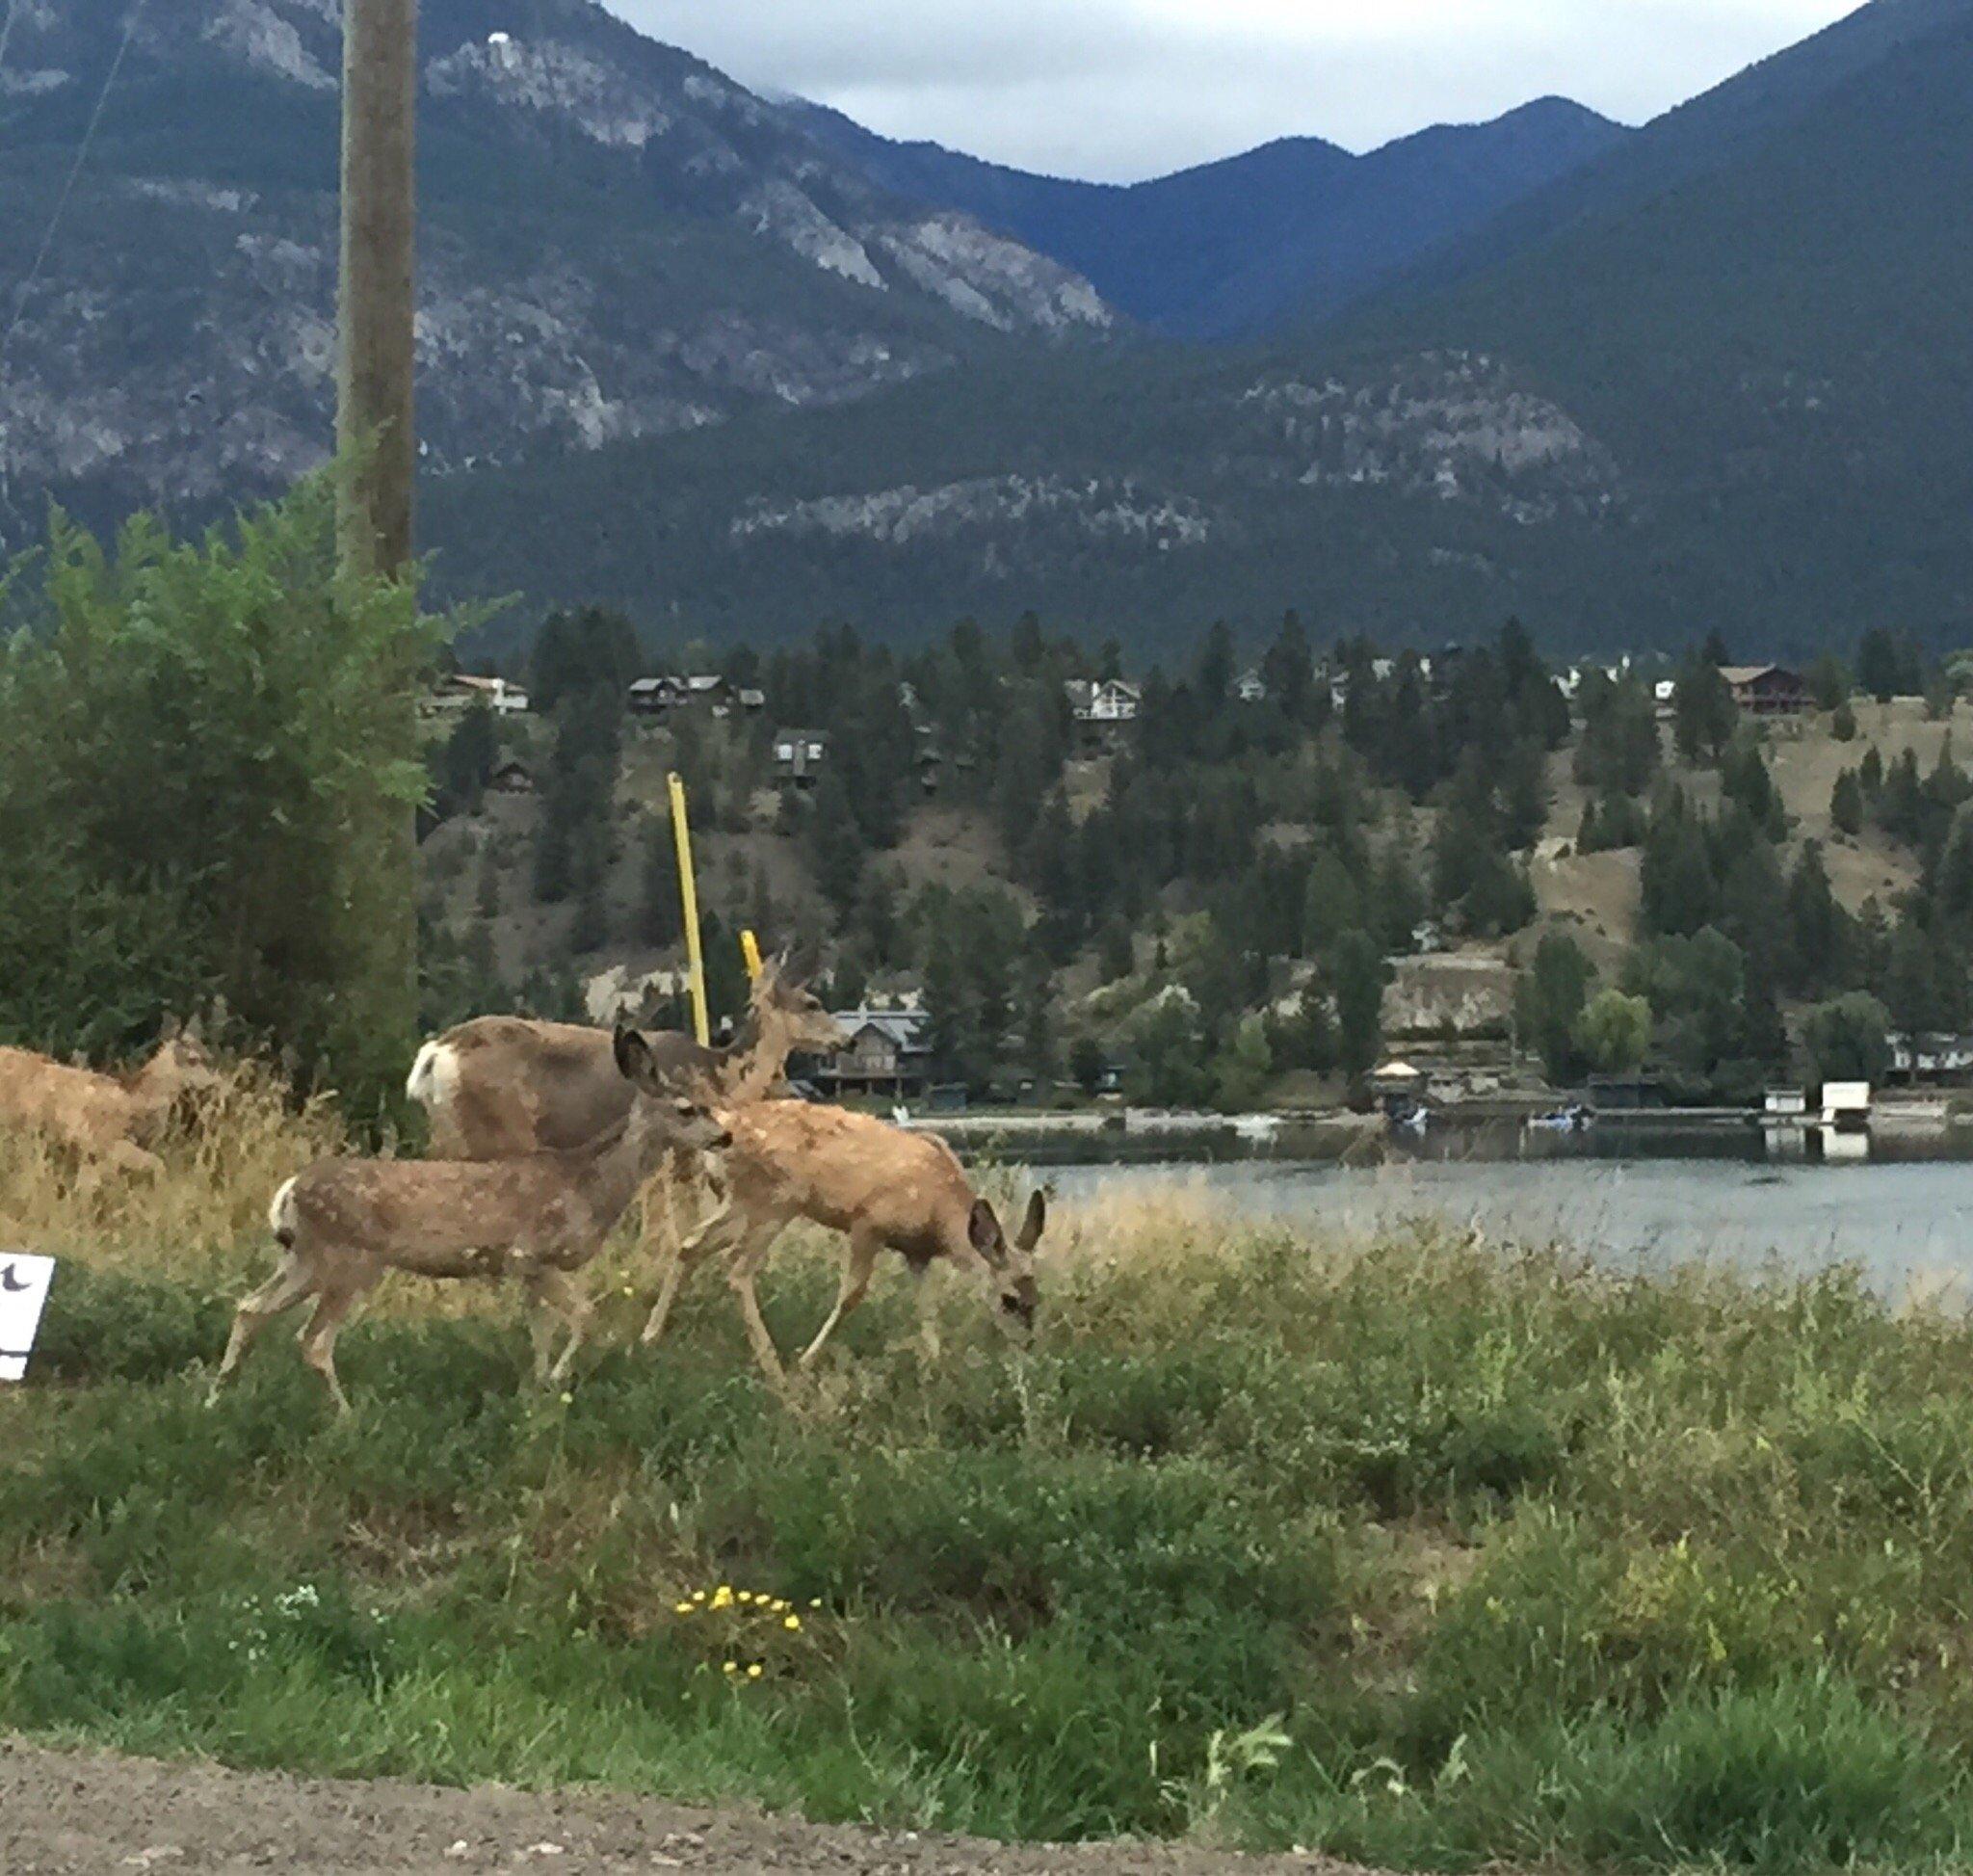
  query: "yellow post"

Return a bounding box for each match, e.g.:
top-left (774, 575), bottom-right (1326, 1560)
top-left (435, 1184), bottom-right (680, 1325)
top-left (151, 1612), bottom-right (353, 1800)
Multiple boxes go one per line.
top-left (741, 928), bottom-right (764, 983)
top-left (668, 772), bottom-right (710, 1046)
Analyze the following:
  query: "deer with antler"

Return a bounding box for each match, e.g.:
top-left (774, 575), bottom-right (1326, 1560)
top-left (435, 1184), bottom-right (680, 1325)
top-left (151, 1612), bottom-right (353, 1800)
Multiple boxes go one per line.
top-left (406, 954), bottom-right (842, 1158)
top-left (208, 1028), bottom-right (731, 1413)
top-left (640, 1099), bottom-right (1044, 1384)
top-left (0, 1017), bottom-right (221, 1177)
top-left (407, 955), bottom-right (845, 1265)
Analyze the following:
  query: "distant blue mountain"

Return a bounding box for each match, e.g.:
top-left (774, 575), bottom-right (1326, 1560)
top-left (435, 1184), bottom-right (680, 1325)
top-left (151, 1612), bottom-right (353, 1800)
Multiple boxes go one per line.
top-left (789, 95), bottom-right (1629, 335)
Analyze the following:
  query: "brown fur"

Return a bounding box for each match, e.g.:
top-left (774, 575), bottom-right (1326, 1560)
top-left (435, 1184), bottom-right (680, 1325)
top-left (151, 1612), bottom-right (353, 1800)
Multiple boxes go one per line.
top-left (640, 1099), bottom-right (1044, 1383)
top-left (0, 1026), bottom-right (220, 1177)
top-left (209, 1031), bottom-right (731, 1413)
top-left (408, 959), bottom-right (844, 1158)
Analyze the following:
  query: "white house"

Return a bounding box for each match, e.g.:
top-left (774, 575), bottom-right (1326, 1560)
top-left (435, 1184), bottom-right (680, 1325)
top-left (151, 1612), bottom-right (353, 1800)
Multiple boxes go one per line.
top-left (1065, 678), bottom-right (1142, 726)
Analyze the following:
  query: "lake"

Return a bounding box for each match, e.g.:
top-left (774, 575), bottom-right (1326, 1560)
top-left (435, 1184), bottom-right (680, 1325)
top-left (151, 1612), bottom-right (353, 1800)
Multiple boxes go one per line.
top-left (1042, 1125), bottom-right (1973, 1298)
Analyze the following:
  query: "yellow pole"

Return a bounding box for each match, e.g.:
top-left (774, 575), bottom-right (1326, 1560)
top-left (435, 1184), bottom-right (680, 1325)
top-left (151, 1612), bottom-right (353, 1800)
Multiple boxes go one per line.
top-left (741, 928), bottom-right (764, 983)
top-left (669, 772), bottom-right (710, 1046)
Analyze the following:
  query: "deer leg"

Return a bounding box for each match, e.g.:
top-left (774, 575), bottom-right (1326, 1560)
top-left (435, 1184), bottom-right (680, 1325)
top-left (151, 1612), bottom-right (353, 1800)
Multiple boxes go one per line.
top-left (641, 1200), bottom-right (743, 1348)
top-left (105, 1138), bottom-right (166, 1179)
top-left (296, 1286), bottom-right (360, 1416)
top-left (524, 1268), bottom-right (592, 1387)
top-left (207, 1255), bottom-right (316, 1403)
top-left (727, 1223), bottom-right (791, 1387)
top-left (915, 1266), bottom-right (943, 1366)
top-left (797, 1229), bottom-right (881, 1373)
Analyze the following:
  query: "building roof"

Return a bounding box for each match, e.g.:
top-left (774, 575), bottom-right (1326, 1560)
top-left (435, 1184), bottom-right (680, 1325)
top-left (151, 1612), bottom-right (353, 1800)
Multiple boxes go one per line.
top-left (1721, 665), bottom-right (1799, 687)
top-left (834, 1009), bottom-right (931, 1052)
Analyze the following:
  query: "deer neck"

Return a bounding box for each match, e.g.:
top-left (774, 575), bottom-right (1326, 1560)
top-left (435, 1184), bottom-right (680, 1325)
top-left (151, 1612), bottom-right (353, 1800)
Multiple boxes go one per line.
top-left (123, 1054), bottom-right (182, 1136)
top-left (580, 1099), bottom-right (675, 1218)
top-left (724, 1014), bottom-right (795, 1104)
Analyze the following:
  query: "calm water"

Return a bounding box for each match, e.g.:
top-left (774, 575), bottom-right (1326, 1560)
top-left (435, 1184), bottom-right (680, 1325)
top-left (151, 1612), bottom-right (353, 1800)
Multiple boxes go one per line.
top-left (1044, 1127), bottom-right (1973, 1298)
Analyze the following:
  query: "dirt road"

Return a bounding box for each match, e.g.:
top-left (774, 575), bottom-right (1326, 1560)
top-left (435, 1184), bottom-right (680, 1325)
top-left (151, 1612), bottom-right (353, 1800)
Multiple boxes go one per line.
top-left (0, 1742), bottom-right (1373, 1875)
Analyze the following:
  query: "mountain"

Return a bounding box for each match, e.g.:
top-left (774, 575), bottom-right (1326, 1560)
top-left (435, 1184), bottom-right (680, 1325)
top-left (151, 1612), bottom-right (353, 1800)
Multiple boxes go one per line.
top-left (791, 96), bottom-right (1628, 335)
top-left (1388, 0), bottom-right (1973, 304)
top-left (426, 0), bottom-right (1973, 659)
top-left (0, 0), bottom-right (1108, 544)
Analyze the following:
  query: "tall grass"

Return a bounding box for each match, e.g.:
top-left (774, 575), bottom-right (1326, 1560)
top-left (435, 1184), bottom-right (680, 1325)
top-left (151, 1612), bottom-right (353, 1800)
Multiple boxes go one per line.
top-left (3, 1103), bottom-right (1973, 1868)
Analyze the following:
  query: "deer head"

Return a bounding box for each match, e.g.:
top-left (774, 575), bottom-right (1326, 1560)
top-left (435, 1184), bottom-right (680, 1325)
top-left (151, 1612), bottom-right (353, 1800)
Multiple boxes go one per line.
top-left (613, 1024), bottom-right (734, 1153)
top-left (753, 951), bottom-right (849, 1058)
top-left (968, 1189), bottom-right (1045, 1332)
top-left (143, 1017), bottom-right (224, 1102)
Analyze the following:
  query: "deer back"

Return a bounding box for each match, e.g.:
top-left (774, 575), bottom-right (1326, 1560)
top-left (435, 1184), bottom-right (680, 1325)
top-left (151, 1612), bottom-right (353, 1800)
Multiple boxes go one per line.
top-left (0, 1045), bottom-right (146, 1150)
top-left (723, 1101), bottom-right (977, 1249)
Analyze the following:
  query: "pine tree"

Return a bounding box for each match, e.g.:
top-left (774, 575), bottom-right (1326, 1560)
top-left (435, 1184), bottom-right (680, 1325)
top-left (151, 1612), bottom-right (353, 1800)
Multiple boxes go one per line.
top-left (1330, 931), bottom-right (1388, 1081)
top-left (1831, 769), bottom-right (1865, 837)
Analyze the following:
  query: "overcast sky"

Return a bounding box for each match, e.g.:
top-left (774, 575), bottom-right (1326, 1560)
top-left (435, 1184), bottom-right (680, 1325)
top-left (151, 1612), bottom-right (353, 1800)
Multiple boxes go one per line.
top-left (611, 0), bottom-right (1862, 180)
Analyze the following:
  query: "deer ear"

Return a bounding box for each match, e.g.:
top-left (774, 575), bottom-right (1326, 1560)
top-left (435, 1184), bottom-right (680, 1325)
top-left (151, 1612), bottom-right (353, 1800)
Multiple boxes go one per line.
top-left (184, 1013), bottom-right (204, 1045)
top-left (1015, 1190), bottom-right (1046, 1252)
top-left (968, 1199), bottom-right (1004, 1261)
top-left (159, 1014), bottom-right (181, 1043)
top-left (614, 1024), bottom-right (650, 1082)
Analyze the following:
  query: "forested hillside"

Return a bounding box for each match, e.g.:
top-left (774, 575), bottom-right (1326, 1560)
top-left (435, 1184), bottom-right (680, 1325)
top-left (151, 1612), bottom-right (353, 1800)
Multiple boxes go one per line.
top-left (417, 609), bottom-right (1973, 1111)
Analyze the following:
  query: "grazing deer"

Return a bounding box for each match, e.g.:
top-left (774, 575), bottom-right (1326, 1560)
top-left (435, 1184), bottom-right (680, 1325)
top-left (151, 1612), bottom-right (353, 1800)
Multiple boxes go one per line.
top-left (209, 1028), bottom-right (731, 1413)
top-left (0, 1018), bottom-right (221, 1176)
top-left (406, 956), bottom-right (844, 1156)
top-left (640, 1100), bottom-right (1044, 1384)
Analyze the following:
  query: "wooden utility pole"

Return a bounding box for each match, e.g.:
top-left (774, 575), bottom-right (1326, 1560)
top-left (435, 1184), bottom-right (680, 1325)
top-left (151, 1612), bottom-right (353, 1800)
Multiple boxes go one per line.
top-left (335, 0), bottom-right (420, 1105)
top-left (336, 0), bottom-right (418, 575)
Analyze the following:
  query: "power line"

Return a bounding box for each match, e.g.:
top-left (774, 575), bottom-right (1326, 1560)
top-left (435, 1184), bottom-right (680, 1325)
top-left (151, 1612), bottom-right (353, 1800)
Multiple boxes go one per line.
top-left (0, 0), bottom-right (151, 373)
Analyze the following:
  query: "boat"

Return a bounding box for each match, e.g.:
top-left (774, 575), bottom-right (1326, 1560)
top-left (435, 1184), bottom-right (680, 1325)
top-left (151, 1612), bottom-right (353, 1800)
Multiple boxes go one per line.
top-left (1527, 1103), bottom-right (1593, 1134)
top-left (1230, 1114), bottom-right (1285, 1144)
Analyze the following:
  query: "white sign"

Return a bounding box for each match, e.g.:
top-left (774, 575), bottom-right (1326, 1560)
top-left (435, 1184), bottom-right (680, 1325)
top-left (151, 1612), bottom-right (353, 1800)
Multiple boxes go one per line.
top-left (0, 1253), bottom-right (56, 1382)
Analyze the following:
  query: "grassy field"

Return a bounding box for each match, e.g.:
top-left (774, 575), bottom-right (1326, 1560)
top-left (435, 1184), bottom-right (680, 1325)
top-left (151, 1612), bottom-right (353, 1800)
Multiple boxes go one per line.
top-left (6, 1091), bottom-right (1973, 1870)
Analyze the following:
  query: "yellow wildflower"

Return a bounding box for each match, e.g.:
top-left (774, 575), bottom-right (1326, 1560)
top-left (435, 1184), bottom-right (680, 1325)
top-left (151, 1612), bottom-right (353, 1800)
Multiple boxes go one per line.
top-left (723, 1661), bottom-right (738, 1676)
top-left (747, 1663), bottom-right (764, 1679)
top-left (673, 1602), bottom-right (693, 1616)
top-left (692, 1591), bottom-right (707, 1603)
top-left (783, 1615), bottom-right (802, 1632)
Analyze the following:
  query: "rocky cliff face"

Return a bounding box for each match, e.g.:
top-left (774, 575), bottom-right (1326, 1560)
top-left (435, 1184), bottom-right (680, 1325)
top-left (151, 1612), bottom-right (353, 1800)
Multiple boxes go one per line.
top-left (0, 0), bottom-right (1109, 539)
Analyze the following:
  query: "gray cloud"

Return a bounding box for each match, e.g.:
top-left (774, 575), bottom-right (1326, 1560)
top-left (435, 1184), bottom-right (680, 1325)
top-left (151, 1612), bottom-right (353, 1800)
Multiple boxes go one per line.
top-left (611, 1), bottom-right (1862, 179)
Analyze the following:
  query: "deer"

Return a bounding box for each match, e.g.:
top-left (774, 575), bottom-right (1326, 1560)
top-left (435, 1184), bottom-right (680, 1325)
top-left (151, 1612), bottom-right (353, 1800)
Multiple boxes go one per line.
top-left (405, 955), bottom-right (842, 1158)
top-left (406, 956), bottom-right (846, 1268)
top-left (0, 1017), bottom-right (221, 1177)
top-left (638, 1099), bottom-right (1044, 1385)
top-left (207, 1027), bottom-right (732, 1414)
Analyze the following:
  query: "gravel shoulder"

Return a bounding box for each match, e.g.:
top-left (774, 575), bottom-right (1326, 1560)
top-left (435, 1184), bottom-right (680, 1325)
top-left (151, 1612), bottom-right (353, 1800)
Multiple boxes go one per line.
top-left (0, 1741), bottom-right (1378, 1875)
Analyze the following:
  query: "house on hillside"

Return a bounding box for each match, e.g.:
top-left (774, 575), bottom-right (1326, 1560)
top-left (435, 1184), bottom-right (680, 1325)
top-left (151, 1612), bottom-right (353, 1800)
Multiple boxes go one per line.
top-left (1723, 665), bottom-right (1808, 717)
top-left (814, 1007), bottom-right (934, 1098)
top-left (1890, 1032), bottom-right (1973, 1080)
top-left (488, 757), bottom-right (536, 797)
top-left (1065, 678), bottom-right (1142, 729)
top-left (1235, 669), bottom-right (1268, 704)
top-left (627, 676), bottom-right (685, 717)
top-left (773, 727), bottom-right (829, 789)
